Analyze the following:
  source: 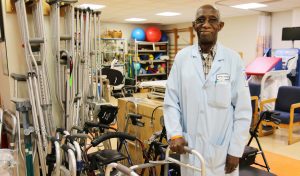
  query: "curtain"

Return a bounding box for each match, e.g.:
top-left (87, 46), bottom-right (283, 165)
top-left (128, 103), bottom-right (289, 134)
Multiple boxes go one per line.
top-left (256, 12), bottom-right (272, 57)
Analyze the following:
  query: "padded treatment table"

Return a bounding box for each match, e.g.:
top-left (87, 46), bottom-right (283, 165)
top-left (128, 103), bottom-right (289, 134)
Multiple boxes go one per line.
top-left (240, 166), bottom-right (277, 176)
top-left (246, 57), bottom-right (282, 76)
top-left (139, 80), bottom-right (167, 99)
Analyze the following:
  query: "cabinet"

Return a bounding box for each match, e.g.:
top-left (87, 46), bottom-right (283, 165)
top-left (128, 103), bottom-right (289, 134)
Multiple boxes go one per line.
top-left (100, 38), bottom-right (127, 74)
top-left (130, 40), bottom-right (169, 82)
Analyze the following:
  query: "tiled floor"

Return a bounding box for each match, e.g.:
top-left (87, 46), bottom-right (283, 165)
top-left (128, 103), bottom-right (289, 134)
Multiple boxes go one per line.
top-left (252, 128), bottom-right (300, 160)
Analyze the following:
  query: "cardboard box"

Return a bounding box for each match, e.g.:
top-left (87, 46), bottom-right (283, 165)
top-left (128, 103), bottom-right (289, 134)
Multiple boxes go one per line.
top-left (117, 97), bottom-right (165, 166)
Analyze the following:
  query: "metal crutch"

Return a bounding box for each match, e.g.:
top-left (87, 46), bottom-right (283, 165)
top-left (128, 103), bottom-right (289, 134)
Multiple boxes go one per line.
top-left (11, 98), bottom-right (34, 176)
top-left (14, 0), bottom-right (51, 174)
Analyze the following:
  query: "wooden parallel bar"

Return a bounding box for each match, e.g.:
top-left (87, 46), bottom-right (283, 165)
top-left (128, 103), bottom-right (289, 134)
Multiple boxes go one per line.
top-left (164, 27), bottom-right (192, 33)
top-left (6, 0), bottom-right (50, 15)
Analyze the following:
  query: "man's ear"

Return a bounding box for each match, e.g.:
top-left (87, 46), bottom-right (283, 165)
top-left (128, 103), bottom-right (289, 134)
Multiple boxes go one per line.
top-left (218, 21), bottom-right (224, 31)
top-left (192, 21), bottom-right (196, 31)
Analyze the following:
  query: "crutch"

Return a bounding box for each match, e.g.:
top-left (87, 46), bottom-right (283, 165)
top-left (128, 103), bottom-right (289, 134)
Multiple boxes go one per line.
top-left (89, 11), bottom-right (102, 102)
top-left (48, 0), bottom-right (77, 131)
top-left (11, 98), bottom-right (34, 176)
top-left (95, 11), bottom-right (102, 101)
top-left (15, 0), bottom-right (54, 174)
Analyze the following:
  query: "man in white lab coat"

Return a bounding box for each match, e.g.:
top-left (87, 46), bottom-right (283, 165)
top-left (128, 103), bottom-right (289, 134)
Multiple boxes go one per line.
top-left (164, 4), bottom-right (252, 176)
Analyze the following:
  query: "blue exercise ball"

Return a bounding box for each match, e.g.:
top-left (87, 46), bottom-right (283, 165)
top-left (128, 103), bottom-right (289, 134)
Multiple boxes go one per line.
top-left (160, 31), bottom-right (168, 42)
top-left (131, 28), bottom-right (145, 41)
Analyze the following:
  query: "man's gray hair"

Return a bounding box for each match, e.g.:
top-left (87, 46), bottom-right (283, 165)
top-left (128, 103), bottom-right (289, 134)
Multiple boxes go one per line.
top-left (195, 4), bottom-right (222, 21)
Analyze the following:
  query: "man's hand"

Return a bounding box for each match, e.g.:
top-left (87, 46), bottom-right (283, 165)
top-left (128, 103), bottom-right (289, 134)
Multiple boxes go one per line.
top-left (169, 137), bottom-right (187, 154)
top-left (225, 154), bottom-right (239, 174)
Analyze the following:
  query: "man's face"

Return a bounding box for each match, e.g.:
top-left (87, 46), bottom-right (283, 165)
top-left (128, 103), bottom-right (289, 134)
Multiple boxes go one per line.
top-left (193, 7), bottom-right (224, 45)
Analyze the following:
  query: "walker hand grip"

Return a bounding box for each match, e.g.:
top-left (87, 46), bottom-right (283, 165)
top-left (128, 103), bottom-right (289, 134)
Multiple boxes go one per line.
top-left (84, 121), bottom-right (99, 127)
top-left (50, 137), bottom-right (58, 143)
top-left (183, 146), bottom-right (192, 153)
top-left (61, 144), bottom-right (73, 152)
top-left (165, 146), bottom-right (206, 176)
top-left (66, 135), bottom-right (75, 144)
top-left (91, 132), bottom-right (136, 147)
top-left (128, 113), bottom-right (142, 120)
top-left (56, 128), bottom-right (65, 134)
top-left (116, 164), bottom-right (133, 175)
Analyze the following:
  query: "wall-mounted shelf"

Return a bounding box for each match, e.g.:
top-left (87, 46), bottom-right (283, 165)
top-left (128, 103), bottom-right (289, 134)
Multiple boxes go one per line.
top-left (129, 40), bottom-right (169, 82)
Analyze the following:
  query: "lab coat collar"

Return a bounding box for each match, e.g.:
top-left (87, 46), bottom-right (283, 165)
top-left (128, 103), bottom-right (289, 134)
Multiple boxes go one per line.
top-left (191, 43), bottom-right (225, 85)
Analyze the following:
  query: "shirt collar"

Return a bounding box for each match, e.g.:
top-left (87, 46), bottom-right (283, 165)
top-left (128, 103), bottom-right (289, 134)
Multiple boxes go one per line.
top-left (198, 44), bottom-right (216, 55)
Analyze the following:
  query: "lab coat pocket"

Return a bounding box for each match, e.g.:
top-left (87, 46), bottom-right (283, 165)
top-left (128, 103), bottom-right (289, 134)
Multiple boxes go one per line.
top-left (214, 82), bottom-right (231, 108)
top-left (195, 135), bottom-right (227, 168)
top-left (211, 143), bottom-right (228, 169)
top-left (193, 134), bottom-right (215, 167)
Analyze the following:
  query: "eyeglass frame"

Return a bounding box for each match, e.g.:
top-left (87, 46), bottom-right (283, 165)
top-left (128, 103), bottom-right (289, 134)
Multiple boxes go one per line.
top-left (193, 16), bottom-right (220, 25)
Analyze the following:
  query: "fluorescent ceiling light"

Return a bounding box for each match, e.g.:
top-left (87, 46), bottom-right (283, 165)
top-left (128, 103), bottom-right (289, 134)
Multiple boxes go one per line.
top-left (78, 4), bottom-right (106, 10)
top-left (125, 18), bottom-right (147, 22)
top-left (231, 3), bottom-right (267, 9)
top-left (156, 12), bottom-right (181, 16)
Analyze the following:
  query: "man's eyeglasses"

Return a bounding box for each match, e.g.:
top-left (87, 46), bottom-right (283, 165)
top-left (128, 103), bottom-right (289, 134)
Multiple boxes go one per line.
top-left (194, 17), bottom-right (220, 25)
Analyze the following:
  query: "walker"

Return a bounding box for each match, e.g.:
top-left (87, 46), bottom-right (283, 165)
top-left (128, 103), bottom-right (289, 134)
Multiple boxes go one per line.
top-left (105, 146), bottom-right (206, 176)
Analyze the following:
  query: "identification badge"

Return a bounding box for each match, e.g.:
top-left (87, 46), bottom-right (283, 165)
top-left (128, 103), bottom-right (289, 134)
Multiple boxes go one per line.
top-left (216, 73), bottom-right (230, 83)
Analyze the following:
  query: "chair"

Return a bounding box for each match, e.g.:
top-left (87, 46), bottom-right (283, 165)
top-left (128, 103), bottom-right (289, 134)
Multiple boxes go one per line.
top-left (259, 86), bottom-right (300, 145)
top-left (101, 67), bottom-right (136, 98)
top-left (249, 82), bottom-right (261, 128)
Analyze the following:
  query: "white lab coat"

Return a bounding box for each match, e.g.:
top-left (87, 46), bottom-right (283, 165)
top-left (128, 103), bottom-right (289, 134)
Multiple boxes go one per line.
top-left (164, 43), bottom-right (252, 176)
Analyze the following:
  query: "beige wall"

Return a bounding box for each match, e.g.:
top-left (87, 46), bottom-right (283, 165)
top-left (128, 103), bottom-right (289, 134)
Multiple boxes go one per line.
top-left (272, 8), bottom-right (300, 49)
top-left (161, 15), bottom-right (259, 65)
top-left (271, 10), bottom-right (293, 49)
top-left (220, 15), bottom-right (259, 65)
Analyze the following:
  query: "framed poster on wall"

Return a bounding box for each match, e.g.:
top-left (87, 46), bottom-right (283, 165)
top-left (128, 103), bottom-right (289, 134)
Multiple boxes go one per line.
top-left (0, 1), bottom-right (8, 75)
top-left (0, 42), bottom-right (8, 75)
top-left (0, 0), bottom-right (5, 41)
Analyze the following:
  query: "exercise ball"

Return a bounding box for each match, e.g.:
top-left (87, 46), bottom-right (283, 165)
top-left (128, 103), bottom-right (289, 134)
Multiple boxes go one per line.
top-left (131, 28), bottom-right (145, 41)
top-left (160, 31), bottom-right (168, 42)
top-left (145, 27), bottom-right (161, 42)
